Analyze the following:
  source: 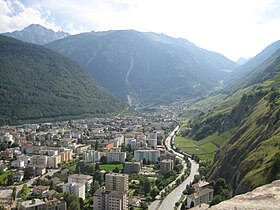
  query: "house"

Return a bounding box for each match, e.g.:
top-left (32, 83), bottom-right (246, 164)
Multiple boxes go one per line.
top-left (11, 159), bottom-right (25, 168)
top-left (187, 181), bottom-right (214, 208)
top-left (33, 186), bottom-right (49, 196)
top-left (68, 174), bottom-right (93, 191)
top-left (186, 188), bottom-right (214, 208)
top-left (13, 171), bottom-right (24, 182)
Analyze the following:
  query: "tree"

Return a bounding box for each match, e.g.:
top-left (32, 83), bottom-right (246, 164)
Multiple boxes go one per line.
top-left (12, 187), bottom-right (17, 201)
top-left (93, 171), bottom-right (103, 183)
top-left (210, 195), bottom-right (223, 206)
top-left (95, 163), bottom-right (100, 171)
top-left (91, 181), bottom-right (100, 195)
top-left (95, 141), bottom-right (99, 150)
top-left (100, 156), bottom-right (107, 164)
top-left (69, 201), bottom-right (80, 210)
top-left (150, 187), bottom-right (159, 200)
top-left (79, 197), bottom-right (84, 209)
top-left (143, 158), bottom-right (147, 165)
top-left (112, 167), bottom-right (119, 173)
top-left (141, 178), bottom-right (151, 195)
top-left (7, 174), bottom-right (14, 186)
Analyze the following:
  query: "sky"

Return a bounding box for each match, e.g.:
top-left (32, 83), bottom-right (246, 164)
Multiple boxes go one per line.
top-left (1, 0), bottom-right (280, 61)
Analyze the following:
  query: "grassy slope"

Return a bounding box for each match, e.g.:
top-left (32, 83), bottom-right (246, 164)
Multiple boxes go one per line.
top-left (175, 131), bottom-right (232, 161)
top-left (206, 74), bottom-right (280, 194)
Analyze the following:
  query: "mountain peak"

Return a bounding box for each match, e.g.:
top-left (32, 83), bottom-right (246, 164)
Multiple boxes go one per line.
top-left (3, 24), bottom-right (70, 45)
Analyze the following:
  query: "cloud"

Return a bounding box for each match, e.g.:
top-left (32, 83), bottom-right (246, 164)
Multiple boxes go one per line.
top-left (0, 0), bottom-right (60, 32)
top-left (1, 0), bottom-right (280, 60)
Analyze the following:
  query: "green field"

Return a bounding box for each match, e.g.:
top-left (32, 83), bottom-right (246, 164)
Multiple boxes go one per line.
top-left (99, 164), bottom-right (124, 171)
top-left (174, 131), bottom-right (232, 161)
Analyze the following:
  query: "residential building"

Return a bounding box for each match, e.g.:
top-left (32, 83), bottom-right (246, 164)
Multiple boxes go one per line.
top-left (94, 189), bottom-right (128, 210)
top-left (101, 141), bottom-right (114, 150)
top-left (76, 145), bottom-right (91, 154)
top-left (160, 151), bottom-right (176, 162)
top-left (35, 166), bottom-right (46, 176)
top-left (11, 159), bottom-right (25, 168)
top-left (107, 151), bottom-right (126, 163)
top-left (33, 186), bottom-right (49, 196)
top-left (186, 188), bottom-right (214, 208)
top-left (134, 149), bottom-right (160, 163)
top-left (47, 155), bottom-right (61, 168)
top-left (13, 171), bottom-right (24, 182)
top-left (124, 162), bottom-right (141, 174)
top-left (105, 173), bottom-right (128, 192)
top-left (31, 155), bottom-right (48, 168)
top-left (19, 198), bottom-right (66, 210)
top-left (160, 159), bottom-right (174, 174)
top-left (63, 182), bottom-right (85, 200)
top-left (68, 174), bottom-right (93, 191)
top-left (83, 150), bottom-right (100, 163)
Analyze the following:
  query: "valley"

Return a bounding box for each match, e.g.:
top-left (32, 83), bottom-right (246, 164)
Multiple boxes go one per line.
top-left (0, 21), bottom-right (280, 210)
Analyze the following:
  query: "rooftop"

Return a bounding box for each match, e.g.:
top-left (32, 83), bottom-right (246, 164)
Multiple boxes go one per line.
top-left (68, 174), bottom-right (93, 180)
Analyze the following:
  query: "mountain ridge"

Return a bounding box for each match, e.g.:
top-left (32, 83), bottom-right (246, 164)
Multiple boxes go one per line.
top-left (3, 24), bottom-right (70, 45)
top-left (46, 29), bottom-right (237, 105)
top-left (0, 35), bottom-right (123, 125)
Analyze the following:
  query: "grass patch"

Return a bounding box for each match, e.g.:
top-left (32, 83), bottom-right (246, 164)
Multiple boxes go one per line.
top-left (99, 164), bottom-right (124, 171)
top-left (175, 131), bottom-right (232, 161)
top-left (0, 171), bottom-right (11, 186)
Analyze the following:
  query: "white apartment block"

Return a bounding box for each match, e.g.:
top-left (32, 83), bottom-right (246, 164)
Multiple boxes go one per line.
top-left (134, 149), bottom-right (160, 163)
top-left (63, 182), bottom-right (85, 200)
top-left (105, 173), bottom-right (128, 192)
top-left (68, 174), bottom-right (93, 191)
top-left (83, 150), bottom-right (100, 163)
top-left (107, 152), bottom-right (126, 163)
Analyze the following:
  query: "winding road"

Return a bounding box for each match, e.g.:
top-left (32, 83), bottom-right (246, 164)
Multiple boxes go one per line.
top-left (149, 126), bottom-right (199, 210)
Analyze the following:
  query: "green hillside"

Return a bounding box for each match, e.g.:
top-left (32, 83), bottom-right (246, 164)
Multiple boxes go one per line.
top-left (0, 35), bottom-right (124, 125)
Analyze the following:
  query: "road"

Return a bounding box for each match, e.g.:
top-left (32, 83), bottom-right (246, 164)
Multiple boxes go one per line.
top-left (149, 125), bottom-right (199, 210)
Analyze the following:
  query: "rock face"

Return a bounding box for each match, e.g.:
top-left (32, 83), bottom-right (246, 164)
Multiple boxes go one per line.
top-left (209, 180), bottom-right (280, 210)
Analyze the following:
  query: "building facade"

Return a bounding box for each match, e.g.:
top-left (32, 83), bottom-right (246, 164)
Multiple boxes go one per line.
top-left (63, 182), bottom-right (85, 200)
top-left (105, 173), bottom-right (128, 192)
top-left (134, 150), bottom-right (160, 163)
top-left (94, 189), bottom-right (128, 210)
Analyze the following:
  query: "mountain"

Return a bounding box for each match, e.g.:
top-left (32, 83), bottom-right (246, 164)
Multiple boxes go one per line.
top-left (230, 40), bottom-right (280, 79)
top-left (187, 51), bottom-right (280, 195)
top-left (3, 24), bottom-right (70, 45)
top-left (45, 30), bottom-right (237, 105)
top-left (223, 43), bottom-right (280, 94)
top-left (236, 57), bottom-right (249, 65)
top-left (0, 35), bottom-right (123, 125)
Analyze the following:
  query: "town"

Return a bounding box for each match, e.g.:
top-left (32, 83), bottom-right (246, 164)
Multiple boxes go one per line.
top-left (0, 115), bottom-right (209, 210)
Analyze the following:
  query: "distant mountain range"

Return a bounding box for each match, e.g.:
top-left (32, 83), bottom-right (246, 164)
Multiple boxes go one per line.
top-left (3, 24), bottom-right (70, 45)
top-left (0, 35), bottom-right (123, 125)
top-left (45, 30), bottom-right (237, 105)
top-left (224, 40), bottom-right (280, 93)
top-left (236, 57), bottom-right (250, 65)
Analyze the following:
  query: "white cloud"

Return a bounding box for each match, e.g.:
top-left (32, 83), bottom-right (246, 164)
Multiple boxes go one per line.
top-left (0, 0), bottom-right (60, 32)
top-left (1, 0), bottom-right (280, 60)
